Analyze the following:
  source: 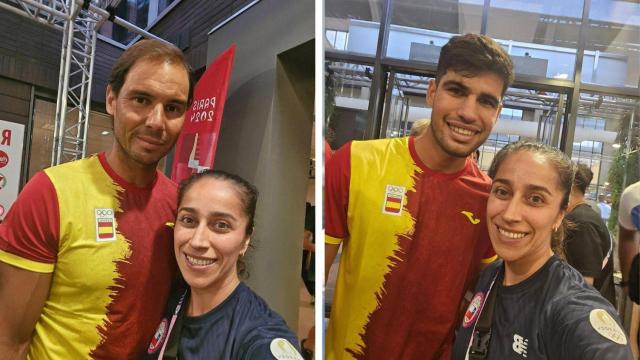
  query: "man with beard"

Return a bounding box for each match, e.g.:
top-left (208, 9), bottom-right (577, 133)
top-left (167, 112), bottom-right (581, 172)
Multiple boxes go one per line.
top-left (0, 39), bottom-right (192, 359)
top-left (325, 33), bottom-right (513, 359)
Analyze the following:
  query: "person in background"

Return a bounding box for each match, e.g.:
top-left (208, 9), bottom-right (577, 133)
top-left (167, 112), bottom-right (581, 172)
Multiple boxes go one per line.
top-left (0, 39), bottom-right (192, 359)
top-left (564, 163), bottom-right (616, 306)
top-left (598, 193), bottom-right (612, 222)
top-left (145, 170), bottom-right (302, 359)
top-left (618, 180), bottom-right (640, 357)
top-left (452, 142), bottom-right (632, 359)
top-left (325, 33), bottom-right (514, 359)
top-left (300, 202), bottom-right (315, 360)
top-left (409, 118), bottom-right (431, 136)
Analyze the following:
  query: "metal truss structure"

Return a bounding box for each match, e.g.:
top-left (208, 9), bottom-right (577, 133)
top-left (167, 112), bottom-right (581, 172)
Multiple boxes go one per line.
top-left (0, 0), bottom-right (168, 165)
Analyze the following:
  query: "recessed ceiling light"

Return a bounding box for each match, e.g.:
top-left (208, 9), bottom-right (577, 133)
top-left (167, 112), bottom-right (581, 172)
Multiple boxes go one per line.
top-left (101, 130), bottom-right (110, 136)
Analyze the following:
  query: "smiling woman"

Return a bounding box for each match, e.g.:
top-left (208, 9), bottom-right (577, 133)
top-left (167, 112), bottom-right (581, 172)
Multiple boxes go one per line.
top-left (144, 170), bottom-right (303, 360)
top-left (452, 142), bottom-right (633, 360)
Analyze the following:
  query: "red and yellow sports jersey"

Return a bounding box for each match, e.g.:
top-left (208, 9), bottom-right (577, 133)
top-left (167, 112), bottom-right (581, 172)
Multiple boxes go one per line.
top-left (325, 136), bottom-right (496, 360)
top-left (0, 153), bottom-right (178, 359)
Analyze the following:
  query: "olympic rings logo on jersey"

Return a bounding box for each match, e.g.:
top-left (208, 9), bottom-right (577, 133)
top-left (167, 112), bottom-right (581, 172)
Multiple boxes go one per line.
top-left (383, 184), bottom-right (406, 216)
top-left (96, 209), bottom-right (114, 217)
top-left (95, 208), bottom-right (117, 242)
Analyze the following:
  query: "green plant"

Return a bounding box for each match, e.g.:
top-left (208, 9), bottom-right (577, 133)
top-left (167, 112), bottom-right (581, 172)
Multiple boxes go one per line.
top-left (325, 61), bottom-right (336, 145)
top-left (607, 149), bottom-right (639, 231)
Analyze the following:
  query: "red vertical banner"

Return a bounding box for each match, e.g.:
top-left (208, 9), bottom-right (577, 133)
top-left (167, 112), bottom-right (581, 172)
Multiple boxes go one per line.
top-left (171, 44), bottom-right (236, 183)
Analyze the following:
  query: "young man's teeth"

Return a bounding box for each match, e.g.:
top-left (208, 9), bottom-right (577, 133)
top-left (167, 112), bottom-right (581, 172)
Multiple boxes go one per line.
top-left (498, 227), bottom-right (526, 239)
top-left (186, 254), bottom-right (214, 266)
top-left (450, 125), bottom-right (474, 136)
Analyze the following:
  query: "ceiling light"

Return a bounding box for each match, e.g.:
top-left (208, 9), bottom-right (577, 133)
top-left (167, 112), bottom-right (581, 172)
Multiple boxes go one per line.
top-left (101, 130), bottom-right (110, 136)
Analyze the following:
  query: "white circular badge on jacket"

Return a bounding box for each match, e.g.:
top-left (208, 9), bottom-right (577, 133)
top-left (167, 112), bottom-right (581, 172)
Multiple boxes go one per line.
top-left (589, 309), bottom-right (627, 345)
top-left (270, 338), bottom-right (304, 360)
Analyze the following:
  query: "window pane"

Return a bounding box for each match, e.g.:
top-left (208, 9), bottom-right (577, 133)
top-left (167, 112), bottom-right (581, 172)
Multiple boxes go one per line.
top-left (486, 0), bottom-right (585, 81)
top-left (583, 0), bottom-right (640, 88)
top-left (325, 0), bottom-right (384, 54)
top-left (326, 61), bottom-right (373, 147)
top-left (386, 0), bottom-right (482, 61)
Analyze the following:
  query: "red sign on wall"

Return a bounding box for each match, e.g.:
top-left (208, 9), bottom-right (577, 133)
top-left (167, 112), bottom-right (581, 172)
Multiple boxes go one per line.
top-left (171, 44), bottom-right (236, 183)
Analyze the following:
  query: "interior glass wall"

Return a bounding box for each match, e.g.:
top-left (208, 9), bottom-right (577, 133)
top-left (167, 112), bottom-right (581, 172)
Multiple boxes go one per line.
top-left (385, 0), bottom-right (482, 60)
top-left (584, 0), bottom-right (640, 88)
top-left (486, 0), bottom-right (585, 81)
top-left (326, 61), bottom-right (373, 149)
top-left (325, 0), bottom-right (384, 55)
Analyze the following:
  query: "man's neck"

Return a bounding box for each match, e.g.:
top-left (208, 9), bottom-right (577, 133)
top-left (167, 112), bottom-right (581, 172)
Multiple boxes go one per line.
top-left (413, 128), bottom-right (467, 173)
top-left (105, 147), bottom-right (157, 187)
top-left (568, 191), bottom-right (586, 212)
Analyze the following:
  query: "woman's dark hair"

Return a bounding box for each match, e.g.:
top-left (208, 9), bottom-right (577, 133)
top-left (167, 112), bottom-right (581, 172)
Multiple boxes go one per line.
top-left (177, 170), bottom-right (259, 277)
top-left (488, 141), bottom-right (575, 256)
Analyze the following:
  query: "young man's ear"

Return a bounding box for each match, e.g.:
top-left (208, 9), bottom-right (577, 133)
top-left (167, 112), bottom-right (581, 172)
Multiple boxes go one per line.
top-left (426, 78), bottom-right (437, 107)
top-left (106, 85), bottom-right (116, 116)
top-left (494, 103), bottom-right (503, 122)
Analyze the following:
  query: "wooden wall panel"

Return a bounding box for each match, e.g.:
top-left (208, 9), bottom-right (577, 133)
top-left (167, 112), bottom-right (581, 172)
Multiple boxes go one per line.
top-left (0, 9), bottom-right (60, 90)
top-left (0, 76), bottom-right (31, 126)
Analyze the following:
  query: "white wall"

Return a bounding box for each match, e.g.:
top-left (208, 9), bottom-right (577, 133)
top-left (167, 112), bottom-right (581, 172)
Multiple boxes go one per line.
top-left (206, 0), bottom-right (314, 328)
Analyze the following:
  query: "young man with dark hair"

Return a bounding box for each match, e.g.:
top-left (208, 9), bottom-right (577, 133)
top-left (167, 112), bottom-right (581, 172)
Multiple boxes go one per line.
top-left (0, 39), bottom-right (192, 359)
top-left (325, 33), bottom-right (514, 359)
top-left (564, 163), bottom-right (616, 306)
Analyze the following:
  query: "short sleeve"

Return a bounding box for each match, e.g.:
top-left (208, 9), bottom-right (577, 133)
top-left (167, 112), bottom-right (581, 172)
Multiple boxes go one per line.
top-left (324, 142), bottom-right (352, 244)
top-left (564, 221), bottom-right (604, 278)
top-left (618, 183), bottom-right (640, 231)
top-left (0, 171), bottom-right (59, 273)
top-left (545, 295), bottom-right (633, 359)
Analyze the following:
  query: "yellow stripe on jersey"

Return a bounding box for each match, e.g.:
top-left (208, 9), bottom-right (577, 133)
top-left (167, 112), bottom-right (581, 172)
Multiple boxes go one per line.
top-left (325, 235), bottom-right (343, 245)
top-left (27, 156), bottom-right (129, 360)
top-left (327, 137), bottom-right (419, 358)
top-left (0, 249), bottom-right (54, 273)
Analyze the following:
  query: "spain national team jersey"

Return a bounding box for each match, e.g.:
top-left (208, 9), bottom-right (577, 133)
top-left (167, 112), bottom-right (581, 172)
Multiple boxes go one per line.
top-left (325, 136), bottom-right (496, 359)
top-left (0, 153), bottom-right (178, 359)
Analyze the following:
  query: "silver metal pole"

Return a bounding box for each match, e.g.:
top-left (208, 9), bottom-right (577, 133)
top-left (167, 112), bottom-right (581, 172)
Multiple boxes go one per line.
top-left (12, 0), bottom-right (72, 20)
top-left (82, 28), bottom-right (97, 156)
top-left (0, 2), bottom-right (60, 30)
top-left (52, 0), bottom-right (76, 165)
